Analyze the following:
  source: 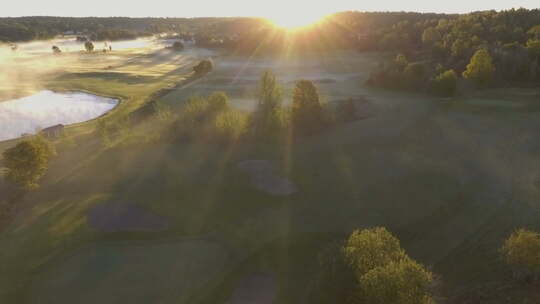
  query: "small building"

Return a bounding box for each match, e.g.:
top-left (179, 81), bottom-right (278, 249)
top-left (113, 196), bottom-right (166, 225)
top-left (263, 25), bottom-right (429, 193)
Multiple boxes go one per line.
top-left (41, 124), bottom-right (64, 139)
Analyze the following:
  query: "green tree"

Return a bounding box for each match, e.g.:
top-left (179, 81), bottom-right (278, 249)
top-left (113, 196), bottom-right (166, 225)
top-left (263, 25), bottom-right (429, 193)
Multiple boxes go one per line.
top-left (207, 91), bottom-right (230, 112)
top-left (403, 63), bottom-right (426, 89)
top-left (431, 69), bottom-right (458, 97)
top-left (359, 259), bottom-right (434, 304)
top-left (394, 54), bottom-right (408, 71)
top-left (451, 38), bottom-right (470, 58)
top-left (422, 27), bottom-right (441, 45)
top-left (344, 227), bottom-right (434, 304)
top-left (51, 45), bottom-right (61, 54)
top-left (84, 41), bottom-right (94, 52)
top-left (214, 110), bottom-right (248, 141)
top-left (291, 80), bottom-right (323, 135)
top-left (526, 39), bottom-right (540, 57)
top-left (462, 49), bottom-right (495, 87)
top-left (193, 59), bottom-right (213, 75)
top-left (343, 227), bottom-right (407, 277)
top-left (253, 71), bottom-right (284, 139)
top-left (528, 25), bottom-right (540, 39)
top-left (2, 137), bottom-right (55, 189)
top-left (501, 228), bottom-right (540, 280)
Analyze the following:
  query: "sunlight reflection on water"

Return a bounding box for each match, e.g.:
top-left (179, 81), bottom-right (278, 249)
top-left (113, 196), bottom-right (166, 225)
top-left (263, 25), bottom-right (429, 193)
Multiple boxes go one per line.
top-left (0, 90), bottom-right (118, 141)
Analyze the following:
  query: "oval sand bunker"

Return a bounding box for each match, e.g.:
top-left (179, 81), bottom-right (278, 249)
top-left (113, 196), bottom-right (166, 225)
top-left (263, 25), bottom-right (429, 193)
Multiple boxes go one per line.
top-left (0, 90), bottom-right (118, 141)
top-left (87, 203), bottom-right (170, 232)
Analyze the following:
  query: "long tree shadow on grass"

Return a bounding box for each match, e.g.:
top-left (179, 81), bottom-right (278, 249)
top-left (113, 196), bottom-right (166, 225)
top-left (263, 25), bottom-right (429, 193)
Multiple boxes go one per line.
top-left (55, 72), bottom-right (156, 85)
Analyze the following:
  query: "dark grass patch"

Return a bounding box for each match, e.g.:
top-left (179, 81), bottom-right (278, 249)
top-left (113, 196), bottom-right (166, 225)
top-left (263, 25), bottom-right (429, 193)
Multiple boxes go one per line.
top-left (56, 72), bottom-right (155, 84)
top-left (87, 203), bottom-right (170, 232)
top-left (228, 273), bottom-right (277, 304)
top-left (238, 160), bottom-right (297, 196)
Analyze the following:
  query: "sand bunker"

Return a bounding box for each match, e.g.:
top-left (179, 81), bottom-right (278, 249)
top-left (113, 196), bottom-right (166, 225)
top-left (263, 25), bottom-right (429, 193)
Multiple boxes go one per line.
top-left (228, 273), bottom-right (277, 304)
top-left (87, 203), bottom-right (170, 232)
top-left (238, 160), bottom-right (297, 196)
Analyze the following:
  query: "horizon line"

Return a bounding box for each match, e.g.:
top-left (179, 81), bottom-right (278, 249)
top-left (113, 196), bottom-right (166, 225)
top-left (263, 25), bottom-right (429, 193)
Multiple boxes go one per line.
top-left (1, 7), bottom-right (537, 19)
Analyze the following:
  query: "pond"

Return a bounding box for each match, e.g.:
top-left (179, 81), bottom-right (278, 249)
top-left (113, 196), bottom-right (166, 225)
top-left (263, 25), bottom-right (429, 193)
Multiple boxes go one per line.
top-left (0, 90), bottom-right (118, 141)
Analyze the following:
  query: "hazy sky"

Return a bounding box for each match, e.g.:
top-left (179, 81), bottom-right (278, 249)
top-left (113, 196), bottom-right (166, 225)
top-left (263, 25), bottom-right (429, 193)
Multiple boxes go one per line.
top-left (1, 0), bottom-right (538, 18)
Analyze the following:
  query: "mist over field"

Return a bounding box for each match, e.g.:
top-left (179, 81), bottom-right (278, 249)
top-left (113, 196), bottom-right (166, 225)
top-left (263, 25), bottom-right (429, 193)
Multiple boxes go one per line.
top-left (1, 8), bottom-right (540, 304)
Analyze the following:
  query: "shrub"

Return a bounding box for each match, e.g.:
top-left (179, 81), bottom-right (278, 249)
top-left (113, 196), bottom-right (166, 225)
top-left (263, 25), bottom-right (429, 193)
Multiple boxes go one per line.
top-left (463, 49), bottom-right (495, 87)
top-left (171, 41), bottom-right (184, 51)
top-left (403, 63), bottom-right (427, 89)
top-left (394, 54), bottom-right (409, 71)
top-left (526, 39), bottom-right (540, 57)
top-left (152, 101), bottom-right (174, 122)
top-left (174, 97), bottom-right (211, 139)
top-left (193, 59), bottom-right (214, 75)
top-left (252, 71), bottom-right (285, 140)
top-left (95, 116), bottom-right (131, 147)
top-left (51, 45), bottom-right (61, 54)
top-left (84, 41), bottom-right (94, 52)
top-left (2, 136), bottom-right (55, 189)
top-left (207, 91), bottom-right (230, 112)
top-left (501, 228), bottom-right (540, 281)
top-left (430, 69), bottom-right (458, 97)
top-left (173, 92), bottom-right (244, 142)
top-left (214, 110), bottom-right (249, 141)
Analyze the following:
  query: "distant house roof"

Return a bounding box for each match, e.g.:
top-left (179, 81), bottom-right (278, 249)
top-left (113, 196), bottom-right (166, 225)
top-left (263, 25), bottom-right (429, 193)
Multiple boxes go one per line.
top-left (42, 124), bottom-right (64, 132)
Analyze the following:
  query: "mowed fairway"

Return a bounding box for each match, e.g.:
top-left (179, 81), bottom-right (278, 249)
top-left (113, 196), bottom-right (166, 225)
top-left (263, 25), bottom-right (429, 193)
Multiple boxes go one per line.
top-left (159, 51), bottom-right (380, 111)
top-left (1, 44), bottom-right (540, 304)
top-left (29, 239), bottom-right (231, 304)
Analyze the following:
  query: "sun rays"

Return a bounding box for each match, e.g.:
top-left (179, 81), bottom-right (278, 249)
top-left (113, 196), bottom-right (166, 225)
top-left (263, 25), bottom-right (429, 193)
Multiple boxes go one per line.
top-left (264, 10), bottom-right (329, 31)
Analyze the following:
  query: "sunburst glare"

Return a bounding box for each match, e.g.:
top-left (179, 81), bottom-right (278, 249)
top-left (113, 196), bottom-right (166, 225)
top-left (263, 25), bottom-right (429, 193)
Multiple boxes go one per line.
top-left (267, 12), bottom-right (327, 30)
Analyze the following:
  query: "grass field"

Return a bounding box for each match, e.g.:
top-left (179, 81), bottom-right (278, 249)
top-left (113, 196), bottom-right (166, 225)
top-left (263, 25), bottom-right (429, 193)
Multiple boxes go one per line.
top-left (28, 239), bottom-right (232, 304)
top-left (1, 43), bottom-right (540, 303)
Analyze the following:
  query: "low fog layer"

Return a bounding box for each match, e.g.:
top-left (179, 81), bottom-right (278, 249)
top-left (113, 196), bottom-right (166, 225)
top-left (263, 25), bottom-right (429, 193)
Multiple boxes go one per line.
top-left (0, 36), bottom-right (178, 100)
top-left (0, 90), bottom-right (118, 140)
top-left (4, 36), bottom-right (172, 56)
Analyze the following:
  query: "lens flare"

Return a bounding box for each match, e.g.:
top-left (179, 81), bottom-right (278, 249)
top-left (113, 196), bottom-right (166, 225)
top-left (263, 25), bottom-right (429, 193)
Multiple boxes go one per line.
top-left (268, 13), bottom-right (327, 30)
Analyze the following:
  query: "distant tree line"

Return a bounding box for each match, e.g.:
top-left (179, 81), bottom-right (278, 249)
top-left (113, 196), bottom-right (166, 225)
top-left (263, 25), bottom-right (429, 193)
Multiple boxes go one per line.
top-left (0, 16), bottom-right (196, 42)
top-left (358, 9), bottom-right (540, 94)
top-left (4, 10), bottom-right (538, 93)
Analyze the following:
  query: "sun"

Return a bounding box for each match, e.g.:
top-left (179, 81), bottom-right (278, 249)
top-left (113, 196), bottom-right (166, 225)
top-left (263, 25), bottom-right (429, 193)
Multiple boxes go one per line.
top-left (268, 13), bottom-right (326, 30)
